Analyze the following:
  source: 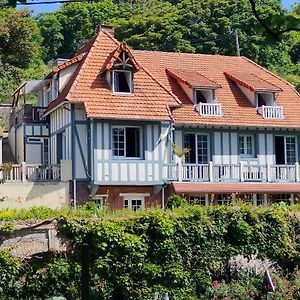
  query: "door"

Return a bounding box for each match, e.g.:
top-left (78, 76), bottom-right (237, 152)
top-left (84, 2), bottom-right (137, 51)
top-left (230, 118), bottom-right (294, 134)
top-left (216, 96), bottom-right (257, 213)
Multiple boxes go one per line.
top-left (275, 136), bottom-right (296, 165)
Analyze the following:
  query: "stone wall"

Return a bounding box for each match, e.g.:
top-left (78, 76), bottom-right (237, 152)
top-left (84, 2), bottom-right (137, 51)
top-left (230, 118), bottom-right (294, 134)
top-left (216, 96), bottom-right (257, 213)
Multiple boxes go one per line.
top-left (0, 219), bottom-right (69, 259)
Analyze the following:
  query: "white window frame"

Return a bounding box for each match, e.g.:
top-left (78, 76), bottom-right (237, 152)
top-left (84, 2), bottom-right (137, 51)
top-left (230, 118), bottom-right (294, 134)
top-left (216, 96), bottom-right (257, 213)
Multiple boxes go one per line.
top-left (239, 134), bottom-right (254, 157)
top-left (122, 194), bottom-right (147, 211)
top-left (194, 89), bottom-right (215, 104)
top-left (46, 82), bottom-right (52, 103)
top-left (112, 126), bottom-right (142, 159)
top-left (183, 133), bottom-right (210, 164)
top-left (284, 136), bottom-right (297, 165)
top-left (189, 195), bottom-right (209, 206)
top-left (93, 195), bottom-right (108, 209)
top-left (112, 70), bottom-right (132, 94)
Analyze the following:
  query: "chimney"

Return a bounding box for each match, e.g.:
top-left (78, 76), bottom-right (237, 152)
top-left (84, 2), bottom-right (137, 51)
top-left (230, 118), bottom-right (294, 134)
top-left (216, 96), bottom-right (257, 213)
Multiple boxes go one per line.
top-left (98, 24), bottom-right (114, 37)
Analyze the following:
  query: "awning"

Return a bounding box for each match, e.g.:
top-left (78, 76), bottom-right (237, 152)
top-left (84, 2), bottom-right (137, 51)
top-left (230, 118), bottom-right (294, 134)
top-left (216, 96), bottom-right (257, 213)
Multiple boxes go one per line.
top-left (172, 182), bottom-right (300, 194)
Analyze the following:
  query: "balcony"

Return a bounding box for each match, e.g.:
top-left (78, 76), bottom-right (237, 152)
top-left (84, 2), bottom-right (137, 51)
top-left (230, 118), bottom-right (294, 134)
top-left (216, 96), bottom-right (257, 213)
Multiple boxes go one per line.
top-left (256, 105), bottom-right (284, 119)
top-left (195, 103), bottom-right (223, 117)
top-left (10, 105), bottom-right (46, 128)
top-left (1, 163), bottom-right (61, 182)
top-left (163, 161), bottom-right (300, 183)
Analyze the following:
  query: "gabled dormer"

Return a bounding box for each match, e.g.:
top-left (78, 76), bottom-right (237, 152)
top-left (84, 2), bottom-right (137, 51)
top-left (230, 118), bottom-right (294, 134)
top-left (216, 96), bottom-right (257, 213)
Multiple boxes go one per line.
top-left (224, 72), bottom-right (283, 119)
top-left (166, 68), bottom-right (223, 116)
top-left (100, 42), bottom-right (140, 95)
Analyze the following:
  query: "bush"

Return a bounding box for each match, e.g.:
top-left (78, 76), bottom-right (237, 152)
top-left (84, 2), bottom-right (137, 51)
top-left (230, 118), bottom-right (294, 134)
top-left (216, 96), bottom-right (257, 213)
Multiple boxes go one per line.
top-left (166, 194), bottom-right (187, 209)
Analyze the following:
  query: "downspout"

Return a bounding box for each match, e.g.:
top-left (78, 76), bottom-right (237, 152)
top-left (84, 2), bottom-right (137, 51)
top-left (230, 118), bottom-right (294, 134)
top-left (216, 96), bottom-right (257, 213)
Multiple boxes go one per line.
top-left (71, 104), bottom-right (77, 209)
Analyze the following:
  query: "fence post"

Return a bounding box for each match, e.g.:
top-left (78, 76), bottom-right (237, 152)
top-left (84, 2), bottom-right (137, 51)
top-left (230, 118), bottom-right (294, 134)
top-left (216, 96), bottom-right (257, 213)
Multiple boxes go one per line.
top-left (21, 162), bottom-right (26, 182)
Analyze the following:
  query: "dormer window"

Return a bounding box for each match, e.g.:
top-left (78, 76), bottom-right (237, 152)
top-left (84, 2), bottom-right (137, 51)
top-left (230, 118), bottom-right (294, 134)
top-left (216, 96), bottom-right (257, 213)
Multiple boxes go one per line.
top-left (112, 70), bottom-right (132, 93)
top-left (256, 92), bottom-right (274, 107)
top-left (195, 89), bottom-right (214, 104)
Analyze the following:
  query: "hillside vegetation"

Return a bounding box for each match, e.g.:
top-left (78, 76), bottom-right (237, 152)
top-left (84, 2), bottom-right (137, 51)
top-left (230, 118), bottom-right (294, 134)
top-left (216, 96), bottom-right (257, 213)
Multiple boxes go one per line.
top-left (1, 203), bottom-right (300, 299)
top-left (0, 0), bottom-right (300, 103)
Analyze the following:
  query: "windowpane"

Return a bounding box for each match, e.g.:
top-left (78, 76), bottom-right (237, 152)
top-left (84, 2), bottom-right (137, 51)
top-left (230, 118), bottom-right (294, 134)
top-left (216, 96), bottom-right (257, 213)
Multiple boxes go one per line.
top-left (189, 195), bottom-right (206, 206)
top-left (286, 137), bottom-right (296, 165)
top-left (239, 135), bottom-right (254, 156)
top-left (113, 71), bottom-right (131, 93)
top-left (197, 135), bottom-right (208, 164)
top-left (112, 127), bottom-right (141, 158)
top-left (112, 128), bottom-right (125, 157)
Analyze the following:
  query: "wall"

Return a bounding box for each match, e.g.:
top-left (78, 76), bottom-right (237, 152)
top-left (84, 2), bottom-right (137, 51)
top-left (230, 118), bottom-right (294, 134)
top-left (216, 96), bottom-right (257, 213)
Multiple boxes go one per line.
top-left (97, 185), bottom-right (162, 210)
top-left (59, 63), bottom-right (79, 92)
top-left (174, 127), bottom-right (300, 165)
top-left (0, 135), bottom-right (2, 165)
top-left (94, 120), bottom-right (171, 185)
top-left (0, 182), bottom-right (69, 209)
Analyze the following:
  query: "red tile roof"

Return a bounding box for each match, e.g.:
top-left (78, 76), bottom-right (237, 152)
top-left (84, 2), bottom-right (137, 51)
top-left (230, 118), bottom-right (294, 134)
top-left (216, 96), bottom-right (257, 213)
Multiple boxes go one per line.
top-left (172, 182), bottom-right (300, 194)
top-left (134, 50), bottom-right (300, 128)
top-left (45, 28), bottom-right (300, 127)
top-left (166, 68), bottom-right (221, 89)
top-left (224, 72), bottom-right (282, 92)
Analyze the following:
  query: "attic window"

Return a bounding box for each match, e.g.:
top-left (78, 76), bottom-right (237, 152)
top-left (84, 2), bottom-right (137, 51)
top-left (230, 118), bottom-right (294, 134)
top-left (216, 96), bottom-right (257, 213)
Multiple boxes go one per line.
top-left (195, 89), bottom-right (214, 104)
top-left (256, 92), bottom-right (274, 107)
top-left (112, 70), bottom-right (132, 93)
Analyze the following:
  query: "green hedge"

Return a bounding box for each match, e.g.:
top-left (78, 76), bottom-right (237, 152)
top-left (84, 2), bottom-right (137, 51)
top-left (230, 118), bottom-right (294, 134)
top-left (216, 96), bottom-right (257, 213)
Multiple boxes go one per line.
top-left (1, 203), bottom-right (300, 299)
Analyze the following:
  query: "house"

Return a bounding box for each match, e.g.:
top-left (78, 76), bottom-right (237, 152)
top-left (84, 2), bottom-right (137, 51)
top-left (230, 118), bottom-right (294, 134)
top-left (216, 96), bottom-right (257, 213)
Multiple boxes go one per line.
top-left (10, 25), bottom-right (300, 210)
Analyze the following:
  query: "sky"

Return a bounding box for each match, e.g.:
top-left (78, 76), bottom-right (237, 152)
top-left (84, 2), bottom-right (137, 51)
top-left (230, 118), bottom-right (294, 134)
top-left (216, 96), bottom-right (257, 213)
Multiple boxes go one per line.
top-left (17, 0), bottom-right (300, 15)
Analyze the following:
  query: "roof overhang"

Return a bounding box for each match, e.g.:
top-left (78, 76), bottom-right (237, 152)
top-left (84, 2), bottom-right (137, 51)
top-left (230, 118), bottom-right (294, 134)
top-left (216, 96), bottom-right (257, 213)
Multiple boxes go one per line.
top-left (172, 182), bottom-right (300, 194)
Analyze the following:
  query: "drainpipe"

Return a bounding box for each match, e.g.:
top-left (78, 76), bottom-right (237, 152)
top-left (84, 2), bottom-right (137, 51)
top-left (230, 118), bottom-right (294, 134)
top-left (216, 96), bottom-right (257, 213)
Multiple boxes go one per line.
top-left (71, 104), bottom-right (77, 209)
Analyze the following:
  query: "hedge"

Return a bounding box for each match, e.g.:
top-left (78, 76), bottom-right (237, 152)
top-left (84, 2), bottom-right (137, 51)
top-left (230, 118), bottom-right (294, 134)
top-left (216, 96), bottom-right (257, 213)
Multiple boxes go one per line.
top-left (1, 203), bottom-right (300, 299)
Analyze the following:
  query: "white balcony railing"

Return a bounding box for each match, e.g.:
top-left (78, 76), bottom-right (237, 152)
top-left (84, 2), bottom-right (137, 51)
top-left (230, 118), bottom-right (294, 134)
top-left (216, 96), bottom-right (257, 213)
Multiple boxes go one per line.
top-left (163, 161), bottom-right (300, 183)
top-left (1, 163), bottom-right (61, 182)
top-left (195, 103), bottom-right (223, 117)
top-left (256, 105), bottom-right (284, 119)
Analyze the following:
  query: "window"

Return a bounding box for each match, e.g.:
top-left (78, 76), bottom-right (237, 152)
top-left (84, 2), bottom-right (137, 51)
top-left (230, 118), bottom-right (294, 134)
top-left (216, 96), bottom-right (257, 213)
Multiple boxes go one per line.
top-left (124, 198), bottom-right (144, 211)
top-left (239, 135), bottom-right (254, 156)
top-left (46, 82), bottom-right (52, 103)
top-left (112, 127), bottom-right (141, 158)
top-left (184, 134), bottom-right (209, 164)
top-left (256, 194), bottom-right (264, 206)
top-left (43, 138), bottom-right (49, 165)
top-left (275, 136), bottom-right (296, 165)
top-left (216, 194), bottom-right (231, 205)
top-left (195, 89), bottom-right (214, 104)
top-left (256, 92), bottom-right (274, 107)
top-left (112, 70), bottom-right (132, 93)
top-left (271, 194), bottom-right (291, 204)
top-left (93, 195), bottom-right (107, 209)
top-left (189, 195), bottom-right (207, 206)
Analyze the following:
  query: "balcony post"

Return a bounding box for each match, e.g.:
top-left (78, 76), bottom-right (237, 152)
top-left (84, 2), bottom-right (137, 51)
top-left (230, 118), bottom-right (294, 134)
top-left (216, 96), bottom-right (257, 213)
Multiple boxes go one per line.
top-left (21, 162), bottom-right (26, 182)
top-left (295, 162), bottom-right (299, 182)
top-left (240, 161), bottom-right (244, 182)
top-left (178, 161), bottom-right (182, 182)
top-left (209, 161), bottom-right (213, 182)
top-left (266, 163), bottom-right (272, 182)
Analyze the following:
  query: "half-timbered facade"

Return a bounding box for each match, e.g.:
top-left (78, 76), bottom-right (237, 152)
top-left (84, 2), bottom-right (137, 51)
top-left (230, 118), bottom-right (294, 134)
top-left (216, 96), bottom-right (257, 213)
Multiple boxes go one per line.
top-left (11, 25), bottom-right (300, 209)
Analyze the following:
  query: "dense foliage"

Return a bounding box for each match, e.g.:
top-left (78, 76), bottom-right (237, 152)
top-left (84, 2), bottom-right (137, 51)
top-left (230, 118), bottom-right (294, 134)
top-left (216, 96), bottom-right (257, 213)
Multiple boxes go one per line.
top-left (1, 203), bottom-right (300, 299)
top-left (0, 0), bottom-right (300, 103)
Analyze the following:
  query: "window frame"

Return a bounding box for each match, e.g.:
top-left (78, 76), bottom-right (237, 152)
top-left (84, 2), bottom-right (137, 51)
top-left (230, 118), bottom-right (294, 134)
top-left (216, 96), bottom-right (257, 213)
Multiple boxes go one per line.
top-left (194, 89), bottom-right (215, 105)
top-left (183, 133), bottom-right (210, 164)
top-left (284, 136), bottom-right (297, 165)
top-left (112, 125), bottom-right (142, 159)
top-left (239, 134), bottom-right (255, 157)
top-left (112, 70), bottom-right (133, 95)
top-left (123, 196), bottom-right (145, 211)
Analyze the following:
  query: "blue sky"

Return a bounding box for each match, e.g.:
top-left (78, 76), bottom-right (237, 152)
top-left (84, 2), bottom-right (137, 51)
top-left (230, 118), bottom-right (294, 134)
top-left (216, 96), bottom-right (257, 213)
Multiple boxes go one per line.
top-left (18, 0), bottom-right (299, 15)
